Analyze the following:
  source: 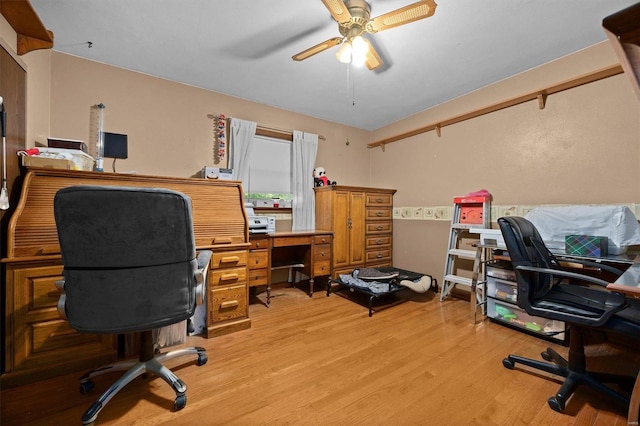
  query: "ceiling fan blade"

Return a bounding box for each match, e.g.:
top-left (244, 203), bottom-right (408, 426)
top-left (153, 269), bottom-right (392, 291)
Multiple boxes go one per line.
top-left (292, 37), bottom-right (343, 61)
top-left (367, 0), bottom-right (437, 33)
top-left (363, 38), bottom-right (383, 70)
top-left (321, 0), bottom-right (352, 24)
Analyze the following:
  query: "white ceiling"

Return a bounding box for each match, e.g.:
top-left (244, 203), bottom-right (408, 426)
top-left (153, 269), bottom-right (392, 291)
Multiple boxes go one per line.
top-left (31, 0), bottom-right (637, 131)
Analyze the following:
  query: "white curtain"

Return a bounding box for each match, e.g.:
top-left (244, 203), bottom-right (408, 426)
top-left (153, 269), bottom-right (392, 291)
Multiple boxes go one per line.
top-left (230, 118), bottom-right (257, 189)
top-left (291, 130), bottom-right (318, 231)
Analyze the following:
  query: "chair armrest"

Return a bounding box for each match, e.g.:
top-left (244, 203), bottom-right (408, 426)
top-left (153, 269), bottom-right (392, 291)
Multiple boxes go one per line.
top-left (516, 265), bottom-right (610, 287)
top-left (55, 279), bottom-right (67, 320)
top-left (195, 250), bottom-right (213, 305)
top-left (555, 256), bottom-right (624, 277)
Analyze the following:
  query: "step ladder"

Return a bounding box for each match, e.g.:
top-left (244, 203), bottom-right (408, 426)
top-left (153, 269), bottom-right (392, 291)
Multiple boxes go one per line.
top-left (440, 195), bottom-right (491, 301)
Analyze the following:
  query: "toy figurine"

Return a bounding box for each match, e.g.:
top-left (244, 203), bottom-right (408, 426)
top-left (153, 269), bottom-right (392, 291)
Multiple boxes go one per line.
top-left (313, 167), bottom-right (336, 187)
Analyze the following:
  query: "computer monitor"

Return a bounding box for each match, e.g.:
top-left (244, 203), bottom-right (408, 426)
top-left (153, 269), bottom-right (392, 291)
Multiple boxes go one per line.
top-left (103, 132), bottom-right (128, 159)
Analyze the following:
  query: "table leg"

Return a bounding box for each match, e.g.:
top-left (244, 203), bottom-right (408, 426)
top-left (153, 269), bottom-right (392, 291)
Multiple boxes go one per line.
top-left (309, 277), bottom-right (314, 297)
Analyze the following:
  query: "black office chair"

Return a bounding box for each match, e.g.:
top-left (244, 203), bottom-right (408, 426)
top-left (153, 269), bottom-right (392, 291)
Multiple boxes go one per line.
top-left (497, 216), bottom-right (640, 413)
top-left (54, 185), bottom-right (212, 425)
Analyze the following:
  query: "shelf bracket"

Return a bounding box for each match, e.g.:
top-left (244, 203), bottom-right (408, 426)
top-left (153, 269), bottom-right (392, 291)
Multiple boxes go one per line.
top-left (435, 124), bottom-right (442, 137)
top-left (537, 93), bottom-right (547, 110)
top-left (379, 143), bottom-right (385, 152)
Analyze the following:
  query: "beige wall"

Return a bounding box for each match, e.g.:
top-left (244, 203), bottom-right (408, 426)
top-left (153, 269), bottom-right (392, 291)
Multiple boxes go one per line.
top-left (45, 52), bottom-right (371, 183)
top-left (370, 41), bottom-right (640, 280)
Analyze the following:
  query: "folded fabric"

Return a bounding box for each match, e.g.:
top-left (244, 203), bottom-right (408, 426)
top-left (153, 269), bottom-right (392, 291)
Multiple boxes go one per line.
top-left (354, 267), bottom-right (399, 281)
top-left (398, 275), bottom-right (432, 293)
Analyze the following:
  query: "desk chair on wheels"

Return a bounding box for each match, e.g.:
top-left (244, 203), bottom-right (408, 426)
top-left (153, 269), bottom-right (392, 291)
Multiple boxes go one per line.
top-left (54, 185), bottom-right (212, 425)
top-left (497, 216), bottom-right (640, 414)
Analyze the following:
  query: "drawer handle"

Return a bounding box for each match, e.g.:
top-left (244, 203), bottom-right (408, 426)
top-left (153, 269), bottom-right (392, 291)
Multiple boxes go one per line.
top-left (255, 242), bottom-right (262, 248)
top-left (220, 273), bottom-right (239, 281)
top-left (376, 225), bottom-right (383, 230)
top-left (255, 259), bottom-right (260, 264)
top-left (376, 239), bottom-right (383, 245)
top-left (221, 256), bottom-right (240, 264)
top-left (220, 300), bottom-right (239, 309)
top-left (376, 211), bottom-right (383, 217)
top-left (376, 253), bottom-right (383, 258)
top-left (320, 252), bottom-right (326, 257)
top-left (213, 237), bottom-right (233, 244)
top-left (38, 245), bottom-right (60, 255)
top-left (376, 198), bottom-right (383, 203)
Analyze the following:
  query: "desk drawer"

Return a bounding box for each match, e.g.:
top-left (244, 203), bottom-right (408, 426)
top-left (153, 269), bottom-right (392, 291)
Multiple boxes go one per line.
top-left (209, 266), bottom-right (247, 287)
top-left (249, 250), bottom-right (269, 269)
top-left (366, 193), bottom-right (393, 207)
top-left (210, 284), bottom-right (248, 322)
top-left (210, 250), bottom-right (248, 268)
top-left (313, 260), bottom-right (331, 277)
top-left (365, 248), bottom-right (392, 263)
top-left (250, 238), bottom-right (269, 250)
top-left (272, 236), bottom-right (312, 247)
top-left (366, 222), bottom-right (392, 234)
top-left (366, 235), bottom-right (391, 249)
top-left (314, 244), bottom-right (331, 262)
top-left (248, 268), bottom-right (268, 286)
top-left (314, 234), bottom-right (331, 245)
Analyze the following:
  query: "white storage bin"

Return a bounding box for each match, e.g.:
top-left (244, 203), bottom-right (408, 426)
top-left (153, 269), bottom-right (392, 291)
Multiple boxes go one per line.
top-left (486, 265), bottom-right (516, 281)
top-left (487, 298), bottom-right (565, 342)
top-left (487, 276), bottom-right (517, 303)
top-left (470, 228), bottom-right (506, 248)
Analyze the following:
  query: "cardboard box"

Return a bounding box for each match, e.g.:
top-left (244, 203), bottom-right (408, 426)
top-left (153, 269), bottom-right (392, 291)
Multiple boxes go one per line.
top-left (22, 156), bottom-right (74, 170)
top-left (565, 235), bottom-right (608, 257)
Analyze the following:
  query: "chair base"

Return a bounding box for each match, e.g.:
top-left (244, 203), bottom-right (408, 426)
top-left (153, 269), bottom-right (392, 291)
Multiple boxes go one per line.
top-left (503, 346), bottom-right (632, 413)
top-left (79, 345), bottom-right (207, 424)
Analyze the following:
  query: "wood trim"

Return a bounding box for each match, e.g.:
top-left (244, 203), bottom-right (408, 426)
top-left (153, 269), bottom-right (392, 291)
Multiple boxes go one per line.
top-left (0, 0), bottom-right (54, 55)
top-left (368, 64), bottom-right (624, 149)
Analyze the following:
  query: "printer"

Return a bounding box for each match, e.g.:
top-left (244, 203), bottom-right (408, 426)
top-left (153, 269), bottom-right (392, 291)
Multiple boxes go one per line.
top-left (245, 202), bottom-right (273, 234)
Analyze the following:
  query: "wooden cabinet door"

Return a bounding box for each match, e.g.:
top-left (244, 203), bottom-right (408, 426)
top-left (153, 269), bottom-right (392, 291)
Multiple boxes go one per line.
top-left (348, 192), bottom-right (366, 265)
top-left (332, 191), bottom-right (350, 268)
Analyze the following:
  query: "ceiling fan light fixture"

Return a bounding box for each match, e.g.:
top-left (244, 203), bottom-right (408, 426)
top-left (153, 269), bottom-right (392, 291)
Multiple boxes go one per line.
top-left (336, 40), bottom-right (353, 63)
top-left (350, 35), bottom-right (369, 66)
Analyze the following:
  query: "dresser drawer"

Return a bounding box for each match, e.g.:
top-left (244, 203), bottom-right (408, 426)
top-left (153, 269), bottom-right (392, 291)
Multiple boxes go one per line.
top-left (210, 284), bottom-right (248, 322)
top-left (313, 260), bottom-right (331, 277)
top-left (366, 235), bottom-right (392, 249)
top-left (249, 250), bottom-right (269, 269)
top-left (210, 250), bottom-right (248, 269)
top-left (366, 221), bottom-right (392, 234)
top-left (248, 268), bottom-right (268, 286)
top-left (209, 266), bottom-right (247, 287)
top-left (366, 208), bottom-right (392, 220)
top-left (313, 234), bottom-right (331, 245)
top-left (365, 248), bottom-right (392, 263)
top-left (366, 193), bottom-right (393, 207)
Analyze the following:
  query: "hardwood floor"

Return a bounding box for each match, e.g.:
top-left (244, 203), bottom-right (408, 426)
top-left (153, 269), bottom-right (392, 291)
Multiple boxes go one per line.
top-left (1, 285), bottom-right (637, 425)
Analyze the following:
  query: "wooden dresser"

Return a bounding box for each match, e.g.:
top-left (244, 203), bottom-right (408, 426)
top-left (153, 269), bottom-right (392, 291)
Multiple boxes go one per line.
top-left (315, 186), bottom-right (396, 278)
top-left (1, 168), bottom-right (251, 387)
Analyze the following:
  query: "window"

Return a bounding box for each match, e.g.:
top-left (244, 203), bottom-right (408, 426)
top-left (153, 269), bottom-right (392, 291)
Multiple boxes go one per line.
top-left (246, 135), bottom-right (291, 195)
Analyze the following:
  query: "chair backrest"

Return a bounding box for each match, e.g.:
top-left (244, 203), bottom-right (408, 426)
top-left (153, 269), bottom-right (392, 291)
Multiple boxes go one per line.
top-left (54, 185), bottom-right (197, 334)
top-left (497, 216), bottom-right (562, 309)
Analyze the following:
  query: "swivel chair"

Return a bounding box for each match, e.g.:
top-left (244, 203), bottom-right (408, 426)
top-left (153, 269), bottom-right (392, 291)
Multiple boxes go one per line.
top-left (497, 216), bottom-right (640, 413)
top-left (54, 185), bottom-right (212, 424)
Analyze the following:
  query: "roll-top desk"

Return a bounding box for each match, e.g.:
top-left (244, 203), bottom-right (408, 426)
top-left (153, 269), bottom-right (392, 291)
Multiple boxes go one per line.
top-left (1, 168), bottom-right (251, 387)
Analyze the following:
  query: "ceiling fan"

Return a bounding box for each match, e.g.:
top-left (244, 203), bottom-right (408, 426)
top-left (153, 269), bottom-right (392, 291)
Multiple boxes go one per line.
top-left (292, 0), bottom-right (437, 70)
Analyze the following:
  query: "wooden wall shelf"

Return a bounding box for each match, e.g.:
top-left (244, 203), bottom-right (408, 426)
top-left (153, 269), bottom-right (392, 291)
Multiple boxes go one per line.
top-left (0, 0), bottom-right (53, 55)
top-left (368, 64), bottom-right (624, 150)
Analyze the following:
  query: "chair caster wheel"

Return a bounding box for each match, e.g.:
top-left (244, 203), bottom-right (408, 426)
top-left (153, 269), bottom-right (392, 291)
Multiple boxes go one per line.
top-left (197, 353), bottom-right (208, 366)
top-left (80, 380), bottom-right (95, 394)
top-left (502, 358), bottom-right (515, 369)
top-left (548, 396), bottom-right (565, 413)
top-left (174, 394), bottom-right (187, 410)
top-left (541, 350), bottom-right (552, 362)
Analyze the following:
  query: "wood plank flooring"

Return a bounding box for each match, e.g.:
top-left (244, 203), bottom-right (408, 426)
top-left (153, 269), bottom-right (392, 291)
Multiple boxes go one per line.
top-left (1, 286), bottom-right (637, 425)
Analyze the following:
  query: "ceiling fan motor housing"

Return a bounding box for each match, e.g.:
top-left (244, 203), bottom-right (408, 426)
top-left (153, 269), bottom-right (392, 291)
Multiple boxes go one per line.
top-left (339, 0), bottom-right (371, 38)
